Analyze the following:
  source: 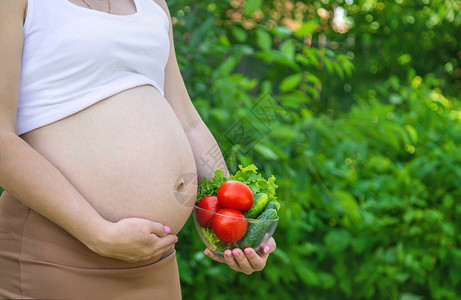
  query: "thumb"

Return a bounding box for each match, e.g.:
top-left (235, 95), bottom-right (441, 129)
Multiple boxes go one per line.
top-left (147, 221), bottom-right (171, 237)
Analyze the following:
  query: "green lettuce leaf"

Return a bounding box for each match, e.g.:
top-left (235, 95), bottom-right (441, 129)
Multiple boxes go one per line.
top-left (196, 164), bottom-right (280, 210)
top-left (200, 226), bottom-right (227, 252)
top-left (229, 164), bottom-right (279, 210)
top-left (196, 170), bottom-right (228, 201)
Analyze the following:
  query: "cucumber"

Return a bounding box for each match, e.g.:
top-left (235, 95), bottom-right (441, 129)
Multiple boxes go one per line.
top-left (244, 193), bottom-right (269, 218)
top-left (239, 208), bottom-right (278, 249)
top-left (261, 201), bottom-right (278, 214)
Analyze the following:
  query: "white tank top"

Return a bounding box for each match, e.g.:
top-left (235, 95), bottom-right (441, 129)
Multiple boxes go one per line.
top-left (17, 0), bottom-right (170, 135)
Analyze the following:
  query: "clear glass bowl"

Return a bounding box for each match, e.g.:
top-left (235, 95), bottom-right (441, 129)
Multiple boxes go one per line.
top-left (193, 205), bottom-right (279, 255)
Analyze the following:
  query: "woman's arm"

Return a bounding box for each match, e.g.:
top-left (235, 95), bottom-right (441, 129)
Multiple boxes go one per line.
top-left (0, 0), bottom-right (108, 250)
top-left (156, 0), bottom-right (230, 182)
top-left (0, 0), bottom-right (176, 262)
top-left (156, 0), bottom-right (277, 274)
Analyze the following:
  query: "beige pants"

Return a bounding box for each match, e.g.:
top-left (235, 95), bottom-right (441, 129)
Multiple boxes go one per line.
top-left (0, 192), bottom-right (182, 300)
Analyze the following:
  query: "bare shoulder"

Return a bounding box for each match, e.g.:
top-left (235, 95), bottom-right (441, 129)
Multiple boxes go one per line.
top-left (0, 0), bottom-right (28, 133)
top-left (0, 0), bottom-right (28, 23)
top-left (152, 0), bottom-right (171, 18)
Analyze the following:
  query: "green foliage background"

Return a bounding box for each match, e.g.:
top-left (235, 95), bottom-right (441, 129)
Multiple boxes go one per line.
top-left (1, 0), bottom-right (459, 299)
top-left (168, 0), bottom-right (461, 299)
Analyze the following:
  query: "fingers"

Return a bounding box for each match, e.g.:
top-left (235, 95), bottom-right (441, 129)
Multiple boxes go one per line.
top-left (203, 238), bottom-right (278, 275)
top-left (243, 248), bottom-right (265, 271)
top-left (161, 235), bottom-right (178, 249)
top-left (203, 248), bottom-right (225, 263)
top-left (99, 218), bottom-right (179, 262)
top-left (124, 217), bottom-right (172, 237)
top-left (258, 237), bottom-right (276, 259)
top-left (126, 218), bottom-right (177, 256)
top-left (231, 249), bottom-right (255, 275)
top-left (223, 250), bottom-right (243, 272)
top-left (146, 220), bottom-right (171, 237)
top-left (243, 237), bottom-right (276, 271)
top-left (152, 232), bottom-right (178, 248)
top-left (126, 236), bottom-right (177, 262)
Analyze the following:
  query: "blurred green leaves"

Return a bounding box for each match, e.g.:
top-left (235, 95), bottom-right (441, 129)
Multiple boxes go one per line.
top-left (256, 30), bottom-right (272, 51)
top-left (0, 1), bottom-right (458, 299)
top-left (244, 0), bottom-right (262, 16)
top-left (165, 0), bottom-right (461, 299)
top-left (279, 73), bottom-right (303, 92)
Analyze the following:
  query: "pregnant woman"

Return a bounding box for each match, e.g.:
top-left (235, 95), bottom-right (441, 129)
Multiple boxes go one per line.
top-left (0, 0), bottom-right (276, 298)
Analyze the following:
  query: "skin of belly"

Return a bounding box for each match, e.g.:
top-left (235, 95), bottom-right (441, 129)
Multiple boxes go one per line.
top-left (19, 85), bottom-right (198, 234)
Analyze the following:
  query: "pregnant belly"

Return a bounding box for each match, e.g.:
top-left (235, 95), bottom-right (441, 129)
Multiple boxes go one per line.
top-left (20, 85), bottom-right (197, 234)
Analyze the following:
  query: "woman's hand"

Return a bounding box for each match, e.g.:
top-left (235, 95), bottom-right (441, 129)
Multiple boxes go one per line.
top-left (204, 237), bottom-right (276, 275)
top-left (88, 218), bottom-right (178, 263)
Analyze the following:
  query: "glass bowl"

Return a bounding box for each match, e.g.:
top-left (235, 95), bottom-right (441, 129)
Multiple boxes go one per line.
top-left (193, 205), bottom-right (279, 255)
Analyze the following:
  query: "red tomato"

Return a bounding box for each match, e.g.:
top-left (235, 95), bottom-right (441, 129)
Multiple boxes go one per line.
top-left (212, 208), bottom-right (248, 243)
top-left (195, 196), bottom-right (221, 228)
top-left (217, 181), bottom-right (254, 211)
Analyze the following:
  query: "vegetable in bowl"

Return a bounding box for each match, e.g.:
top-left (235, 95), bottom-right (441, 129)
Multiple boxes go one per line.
top-left (197, 164), bottom-right (279, 206)
top-left (194, 164), bottom-right (280, 255)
